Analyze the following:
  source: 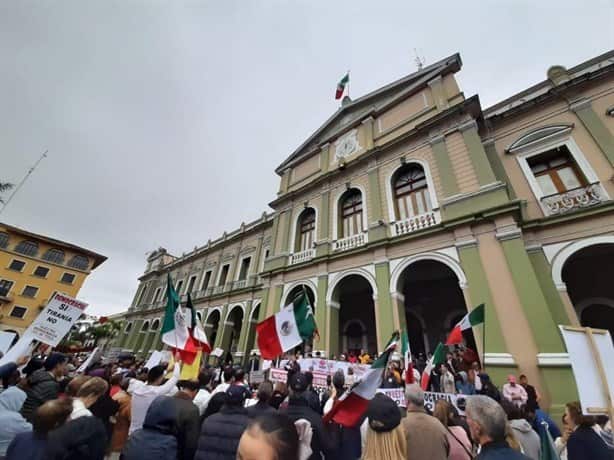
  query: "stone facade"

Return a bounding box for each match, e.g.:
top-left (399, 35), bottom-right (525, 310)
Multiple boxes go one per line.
top-left (112, 50), bottom-right (614, 417)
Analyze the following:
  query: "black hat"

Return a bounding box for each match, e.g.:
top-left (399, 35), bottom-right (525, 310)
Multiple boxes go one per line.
top-left (289, 372), bottom-right (309, 393)
top-left (366, 393), bottom-right (401, 432)
top-left (226, 384), bottom-right (249, 405)
top-left (44, 352), bottom-right (67, 371)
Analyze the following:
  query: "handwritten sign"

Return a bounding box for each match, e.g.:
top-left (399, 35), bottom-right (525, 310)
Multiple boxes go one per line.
top-left (28, 293), bottom-right (88, 347)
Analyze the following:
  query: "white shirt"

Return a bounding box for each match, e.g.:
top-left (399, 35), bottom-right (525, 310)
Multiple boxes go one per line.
top-left (211, 382), bottom-right (230, 396)
top-left (193, 388), bottom-right (212, 415)
top-left (70, 399), bottom-right (92, 420)
top-left (128, 363), bottom-right (180, 434)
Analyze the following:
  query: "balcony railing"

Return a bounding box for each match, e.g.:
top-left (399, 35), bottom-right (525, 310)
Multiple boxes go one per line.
top-left (233, 279), bottom-right (247, 290)
top-left (212, 285), bottom-right (225, 295)
top-left (332, 232), bottom-right (368, 252)
top-left (289, 248), bottom-right (315, 265)
top-left (392, 211), bottom-right (440, 236)
top-left (541, 183), bottom-right (603, 215)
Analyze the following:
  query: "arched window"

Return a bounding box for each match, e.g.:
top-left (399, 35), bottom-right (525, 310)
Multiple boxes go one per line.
top-left (339, 189), bottom-right (363, 238)
top-left (68, 255), bottom-right (89, 270)
top-left (393, 164), bottom-right (431, 220)
top-left (15, 240), bottom-right (39, 257)
top-left (124, 322), bottom-right (133, 333)
top-left (0, 232), bottom-right (8, 249)
top-left (151, 319), bottom-right (161, 331)
top-left (296, 208), bottom-right (316, 252)
top-left (43, 248), bottom-right (65, 264)
top-left (141, 321), bottom-right (150, 332)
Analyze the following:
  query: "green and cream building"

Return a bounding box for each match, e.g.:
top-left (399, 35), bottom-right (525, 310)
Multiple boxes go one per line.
top-left (112, 50), bottom-right (614, 416)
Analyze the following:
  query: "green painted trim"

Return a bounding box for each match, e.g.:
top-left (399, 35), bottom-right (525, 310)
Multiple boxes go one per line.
top-left (368, 167), bottom-right (384, 222)
top-left (263, 255), bottom-right (287, 272)
top-left (431, 137), bottom-right (459, 197)
top-left (457, 245), bottom-right (507, 353)
top-left (539, 367), bottom-right (578, 419)
top-left (269, 214), bottom-right (280, 257)
top-left (442, 186), bottom-right (509, 221)
top-left (484, 142), bottom-right (516, 199)
top-left (212, 305), bottom-right (229, 350)
top-left (527, 249), bottom-right (571, 326)
top-left (258, 288), bottom-right (270, 322)
top-left (127, 320), bottom-right (143, 350)
top-left (374, 262), bottom-right (394, 351)
top-left (236, 300), bottom-right (253, 361)
top-left (368, 224), bottom-right (388, 243)
top-left (461, 125), bottom-right (497, 186)
top-left (329, 307), bottom-right (339, 357)
top-left (500, 238), bottom-right (565, 353)
top-left (319, 191), bottom-right (330, 240)
top-left (574, 104), bottom-right (614, 166)
top-left (316, 275), bottom-right (328, 351)
top-left (270, 285), bottom-right (284, 316)
top-left (141, 331), bottom-right (156, 355)
top-left (280, 210), bottom-right (292, 254)
top-left (315, 243), bottom-right (329, 258)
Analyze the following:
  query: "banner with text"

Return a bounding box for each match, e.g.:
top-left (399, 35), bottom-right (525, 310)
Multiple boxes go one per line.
top-left (27, 292), bottom-right (88, 347)
top-left (423, 391), bottom-right (466, 416)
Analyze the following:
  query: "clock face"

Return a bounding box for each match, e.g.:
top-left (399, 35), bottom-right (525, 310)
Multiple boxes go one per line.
top-left (335, 130), bottom-right (359, 160)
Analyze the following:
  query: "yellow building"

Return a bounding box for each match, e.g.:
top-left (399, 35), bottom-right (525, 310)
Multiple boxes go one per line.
top-left (0, 223), bottom-right (106, 338)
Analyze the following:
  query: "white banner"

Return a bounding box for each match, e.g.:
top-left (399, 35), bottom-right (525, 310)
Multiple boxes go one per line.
top-left (0, 331), bottom-right (16, 355)
top-left (423, 391), bottom-right (466, 416)
top-left (77, 347), bottom-right (101, 373)
top-left (280, 358), bottom-right (370, 380)
top-left (28, 292), bottom-right (88, 347)
top-left (0, 333), bottom-right (37, 366)
top-left (377, 388), bottom-right (407, 407)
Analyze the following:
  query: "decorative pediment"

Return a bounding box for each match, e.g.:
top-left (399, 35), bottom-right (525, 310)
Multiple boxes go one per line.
top-left (506, 124), bottom-right (573, 154)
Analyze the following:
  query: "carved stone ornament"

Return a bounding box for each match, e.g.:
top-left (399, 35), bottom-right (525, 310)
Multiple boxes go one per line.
top-left (334, 129), bottom-right (360, 161)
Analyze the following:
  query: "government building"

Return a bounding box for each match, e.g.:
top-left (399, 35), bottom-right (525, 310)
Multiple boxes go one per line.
top-left (111, 50), bottom-right (614, 416)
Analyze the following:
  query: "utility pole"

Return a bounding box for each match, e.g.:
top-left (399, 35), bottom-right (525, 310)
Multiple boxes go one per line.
top-left (0, 150), bottom-right (48, 216)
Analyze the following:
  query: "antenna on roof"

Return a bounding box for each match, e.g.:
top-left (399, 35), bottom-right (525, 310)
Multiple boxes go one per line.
top-left (414, 48), bottom-right (425, 71)
top-left (0, 150), bottom-right (48, 216)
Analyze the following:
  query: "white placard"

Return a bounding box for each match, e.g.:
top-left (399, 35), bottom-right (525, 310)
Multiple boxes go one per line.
top-left (376, 388), bottom-right (407, 407)
top-left (144, 350), bottom-right (165, 370)
top-left (211, 347), bottom-right (224, 358)
top-left (77, 347), bottom-right (102, 373)
top-left (27, 293), bottom-right (88, 347)
top-left (0, 333), bottom-right (36, 366)
top-left (559, 326), bottom-right (614, 415)
top-left (0, 331), bottom-right (16, 355)
top-left (423, 391), bottom-right (466, 416)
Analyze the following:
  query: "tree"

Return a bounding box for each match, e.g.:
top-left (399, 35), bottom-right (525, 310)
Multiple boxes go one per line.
top-left (0, 182), bottom-right (13, 204)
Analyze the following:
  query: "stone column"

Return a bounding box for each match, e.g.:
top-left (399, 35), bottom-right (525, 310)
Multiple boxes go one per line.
top-left (374, 261), bottom-right (396, 350)
top-left (430, 135), bottom-right (459, 197)
top-left (367, 162), bottom-right (388, 242)
top-left (315, 274), bottom-right (328, 355)
top-left (459, 120), bottom-right (497, 187)
top-left (235, 301), bottom-right (253, 365)
top-left (428, 76), bottom-right (449, 112)
top-left (315, 190), bottom-right (331, 258)
top-left (327, 301), bottom-right (340, 358)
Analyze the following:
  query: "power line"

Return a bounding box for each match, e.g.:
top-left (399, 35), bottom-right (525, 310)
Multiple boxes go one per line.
top-left (0, 150), bottom-right (48, 216)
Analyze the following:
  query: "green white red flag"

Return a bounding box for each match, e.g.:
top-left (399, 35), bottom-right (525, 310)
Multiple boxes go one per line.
top-left (335, 72), bottom-right (349, 100)
top-left (445, 304), bottom-right (485, 345)
top-left (256, 292), bottom-right (317, 360)
top-left (186, 294), bottom-right (211, 353)
top-left (420, 342), bottom-right (445, 390)
top-left (323, 333), bottom-right (398, 427)
top-left (401, 329), bottom-right (414, 384)
top-left (161, 274), bottom-right (198, 363)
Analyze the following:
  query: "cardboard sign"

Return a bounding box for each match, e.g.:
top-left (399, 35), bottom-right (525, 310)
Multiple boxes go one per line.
top-left (0, 331), bottom-right (16, 355)
top-left (211, 347), bottom-right (224, 358)
top-left (28, 293), bottom-right (88, 347)
top-left (249, 370), bottom-right (265, 384)
top-left (559, 326), bottom-right (614, 417)
top-left (144, 350), bottom-right (166, 370)
top-left (0, 332), bottom-right (36, 366)
top-left (376, 387), bottom-right (407, 407)
top-left (423, 391), bottom-right (466, 416)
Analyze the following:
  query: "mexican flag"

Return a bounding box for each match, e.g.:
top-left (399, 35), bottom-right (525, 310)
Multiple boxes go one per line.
top-left (186, 294), bottom-right (211, 353)
top-left (420, 342), bottom-right (446, 390)
top-left (401, 329), bottom-right (414, 384)
top-left (335, 72), bottom-right (349, 100)
top-left (256, 292), bottom-right (317, 360)
top-left (445, 304), bottom-right (485, 345)
top-left (161, 274), bottom-right (198, 362)
top-left (323, 334), bottom-right (398, 428)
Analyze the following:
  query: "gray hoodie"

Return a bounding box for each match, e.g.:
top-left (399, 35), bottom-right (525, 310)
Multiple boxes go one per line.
top-left (509, 418), bottom-right (541, 460)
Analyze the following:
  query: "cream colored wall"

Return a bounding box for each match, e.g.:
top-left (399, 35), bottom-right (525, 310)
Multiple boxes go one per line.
top-left (442, 74), bottom-right (461, 101)
top-left (290, 153), bottom-right (321, 187)
top-left (445, 131), bottom-right (480, 193)
top-left (377, 90), bottom-right (432, 133)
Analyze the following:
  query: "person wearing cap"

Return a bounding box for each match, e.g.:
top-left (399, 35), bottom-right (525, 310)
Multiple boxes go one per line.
top-left (280, 372), bottom-right (334, 460)
top-left (502, 375), bottom-right (528, 408)
top-left (195, 383), bottom-right (250, 460)
top-left (21, 352), bottom-right (68, 423)
top-left (402, 383), bottom-right (449, 460)
top-left (360, 393), bottom-right (407, 460)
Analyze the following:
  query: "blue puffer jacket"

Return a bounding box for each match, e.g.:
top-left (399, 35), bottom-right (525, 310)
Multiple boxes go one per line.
top-left (194, 404), bottom-right (249, 460)
top-left (122, 396), bottom-right (178, 460)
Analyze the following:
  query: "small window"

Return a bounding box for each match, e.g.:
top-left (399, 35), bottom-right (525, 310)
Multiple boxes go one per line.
top-left (202, 271), bottom-right (212, 291)
top-left (238, 257), bottom-right (251, 281)
top-left (393, 164), bottom-right (431, 220)
top-left (42, 248), bottom-right (65, 264)
top-left (67, 255), bottom-right (89, 270)
top-left (152, 287), bottom-right (162, 303)
top-left (8, 260), bottom-right (25, 272)
top-left (60, 273), bottom-right (76, 284)
top-left (527, 145), bottom-right (586, 196)
top-left (9, 306), bottom-right (27, 319)
top-left (186, 275), bottom-right (197, 294)
top-left (296, 209), bottom-right (316, 252)
top-left (151, 319), bottom-right (160, 331)
top-left (33, 266), bottom-right (50, 278)
top-left (136, 285), bottom-right (148, 305)
top-left (14, 241), bottom-right (39, 257)
top-left (339, 189), bottom-right (363, 238)
top-left (21, 285), bottom-right (39, 298)
top-left (218, 265), bottom-right (230, 286)
top-left (176, 280), bottom-right (184, 294)
top-left (124, 322), bottom-right (133, 333)
top-left (0, 232), bottom-right (8, 249)
top-left (264, 249), bottom-right (270, 260)
top-left (0, 280), bottom-right (14, 297)
top-left (141, 321), bottom-right (150, 332)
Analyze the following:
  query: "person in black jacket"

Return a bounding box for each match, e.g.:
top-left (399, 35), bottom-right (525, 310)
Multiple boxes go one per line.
top-left (174, 380), bottom-right (201, 460)
top-left (280, 372), bottom-right (334, 460)
top-left (303, 372), bottom-right (322, 415)
top-left (46, 412), bottom-right (108, 460)
top-left (246, 380), bottom-right (276, 419)
top-left (195, 384), bottom-right (250, 460)
top-left (122, 395), bottom-right (179, 460)
top-left (21, 353), bottom-right (68, 422)
top-left (565, 401), bottom-right (611, 460)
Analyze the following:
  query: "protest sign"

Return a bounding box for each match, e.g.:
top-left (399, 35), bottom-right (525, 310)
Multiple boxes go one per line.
top-left (145, 350), bottom-right (166, 370)
top-left (211, 347), bottom-right (224, 358)
top-left (423, 391), bottom-right (466, 415)
top-left (560, 326), bottom-right (614, 419)
top-left (0, 331), bottom-right (16, 355)
top-left (0, 333), bottom-right (37, 366)
top-left (376, 388), bottom-right (406, 407)
top-left (77, 347), bottom-right (102, 373)
top-left (27, 293), bottom-right (88, 347)
top-left (249, 370), bottom-right (265, 384)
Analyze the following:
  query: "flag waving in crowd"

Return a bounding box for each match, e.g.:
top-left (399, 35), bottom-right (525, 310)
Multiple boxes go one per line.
top-left (256, 291), bottom-right (317, 359)
top-left (445, 303), bottom-right (485, 345)
top-left (420, 342), bottom-right (445, 390)
top-left (323, 333), bottom-right (399, 427)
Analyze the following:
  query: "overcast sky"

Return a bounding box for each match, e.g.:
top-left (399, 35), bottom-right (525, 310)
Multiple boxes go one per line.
top-left (1, 1), bottom-right (612, 316)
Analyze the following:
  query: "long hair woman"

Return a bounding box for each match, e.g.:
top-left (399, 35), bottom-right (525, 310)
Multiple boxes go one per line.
top-left (361, 393), bottom-right (407, 460)
top-left (433, 399), bottom-right (473, 460)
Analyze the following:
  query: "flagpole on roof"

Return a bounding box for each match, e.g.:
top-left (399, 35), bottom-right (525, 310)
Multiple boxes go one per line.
top-left (346, 69), bottom-right (350, 98)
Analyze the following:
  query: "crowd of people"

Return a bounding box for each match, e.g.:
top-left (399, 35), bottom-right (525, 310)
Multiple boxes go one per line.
top-left (0, 348), bottom-right (610, 460)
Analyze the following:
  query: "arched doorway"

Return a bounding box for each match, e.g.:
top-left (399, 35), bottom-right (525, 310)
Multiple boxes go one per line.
top-left (225, 306), bottom-right (244, 356)
top-left (562, 243), bottom-right (614, 340)
top-left (397, 259), bottom-right (474, 355)
top-left (204, 309), bottom-right (221, 348)
top-left (331, 274), bottom-right (377, 357)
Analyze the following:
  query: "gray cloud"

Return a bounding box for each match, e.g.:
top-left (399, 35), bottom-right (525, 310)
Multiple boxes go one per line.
top-left (1, 0), bottom-right (612, 315)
